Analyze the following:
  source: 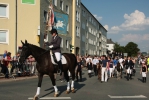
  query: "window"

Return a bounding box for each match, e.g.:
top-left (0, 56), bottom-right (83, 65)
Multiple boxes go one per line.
top-left (86, 32), bottom-right (88, 38)
top-left (66, 5), bottom-right (69, 14)
top-left (82, 34), bottom-right (85, 42)
top-left (60, 38), bottom-right (63, 47)
top-left (76, 26), bottom-right (80, 37)
top-left (53, 0), bottom-right (57, 6)
top-left (76, 0), bottom-right (80, 6)
top-left (0, 30), bottom-right (9, 44)
top-left (0, 4), bottom-right (9, 18)
top-left (67, 23), bottom-right (69, 31)
top-left (66, 40), bottom-right (69, 48)
top-left (60, 1), bottom-right (63, 10)
top-left (82, 22), bottom-right (85, 29)
top-left (76, 11), bottom-right (80, 22)
top-left (89, 16), bottom-right (91, 22)
top-left (86, 20), bottom-right (88, 26)
top-left (43, 10), bottom-right (47, 23)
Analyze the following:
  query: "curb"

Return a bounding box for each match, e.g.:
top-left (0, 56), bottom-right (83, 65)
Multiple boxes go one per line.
top-left (0, 75), bottom-right (38, 83)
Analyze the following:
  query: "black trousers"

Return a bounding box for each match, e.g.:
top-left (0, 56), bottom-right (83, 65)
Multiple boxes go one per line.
top-left (93, 65), bottom-right (97, 76)
top-left (76, 70), bottom-right (82, 81)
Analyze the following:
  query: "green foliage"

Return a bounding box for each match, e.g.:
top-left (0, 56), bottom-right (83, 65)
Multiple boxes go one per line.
top-left (69, 44), bottom-right (74, 53)
top-left (114, 42), bottom-right (140, 56)
top-left (114, 42), bottom-right (126, 52)
top-left (125, 42), bottom-right (140, 56)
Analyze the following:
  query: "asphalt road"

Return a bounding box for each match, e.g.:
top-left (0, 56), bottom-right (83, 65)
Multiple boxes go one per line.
top-left (0, 65), bottom-right (149, 100)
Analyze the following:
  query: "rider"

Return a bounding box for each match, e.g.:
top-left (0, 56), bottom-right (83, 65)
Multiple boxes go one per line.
top-left (44, 28), bottom-right (63, 75)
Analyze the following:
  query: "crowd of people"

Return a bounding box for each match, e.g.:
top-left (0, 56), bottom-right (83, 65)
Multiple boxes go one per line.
top-left (1, 49), bottom-right (149, 84)
top-left (0, 50), bottom-right (36, 79)
top-left (74, 54), bottom-right (149, 83)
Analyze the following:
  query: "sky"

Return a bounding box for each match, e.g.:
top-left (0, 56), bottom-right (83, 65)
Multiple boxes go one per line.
top-left (81, 0), bottom-right (149, 53)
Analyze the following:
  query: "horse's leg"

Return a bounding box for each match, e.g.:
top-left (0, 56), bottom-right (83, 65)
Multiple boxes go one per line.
top-left (70, 70), bottom-right (75, 93)
top-left (33, 73), bottom-right (43, 100)
top-left (49, 73), bottom-right (58, 97)
top-left (64, 71), bottom-right (70, 94)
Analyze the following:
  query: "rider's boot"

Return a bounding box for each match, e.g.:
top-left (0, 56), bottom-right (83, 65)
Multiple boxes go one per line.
top-left (57, 60), bottom-right (63, 75)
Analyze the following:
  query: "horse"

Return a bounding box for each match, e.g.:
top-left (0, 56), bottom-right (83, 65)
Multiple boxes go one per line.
top-left (116, 62), bottom-right (122, 80)
top-left (19, 40), bottom-right (77, 100)
top-left (97, 63), bottom-right (101, 81)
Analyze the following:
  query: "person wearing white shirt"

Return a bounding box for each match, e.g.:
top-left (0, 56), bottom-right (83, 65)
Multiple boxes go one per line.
top-left (86, 55), bottom-right (93, 64)
top-left (119, 57), bottom-right (124, 69)
top-left (92, 56), bottom-right (99, 76)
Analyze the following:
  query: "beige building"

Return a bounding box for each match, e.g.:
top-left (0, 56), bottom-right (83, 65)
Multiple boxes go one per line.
top-left (0, 0), bottom-right (107, 57)
top-left (0, 0), bottom-right (40, 56)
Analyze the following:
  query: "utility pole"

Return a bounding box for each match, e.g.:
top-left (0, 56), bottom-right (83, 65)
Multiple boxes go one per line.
top-left (15, 0), bottom-right (18, 54)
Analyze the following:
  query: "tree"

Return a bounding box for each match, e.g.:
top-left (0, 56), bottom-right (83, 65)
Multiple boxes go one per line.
top-left (125, 42), bottom-right (140, 56)
top-left (114, 42), bottom-right (121, 52)
top-left (114, 42), bottom-right (126, 52)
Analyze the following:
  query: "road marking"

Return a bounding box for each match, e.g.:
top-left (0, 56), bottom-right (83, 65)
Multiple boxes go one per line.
top-left (28, 97), bottom-right (71, 99)
top-left (108, 95), bottom-right (147, 98)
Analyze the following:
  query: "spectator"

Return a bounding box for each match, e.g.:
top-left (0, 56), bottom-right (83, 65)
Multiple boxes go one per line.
top-left (3, 50), bottom-right (7, 58)
top-left (87, 59), bottom-right (93, 78)
top-left (4, 52), bottom-right (12, 78)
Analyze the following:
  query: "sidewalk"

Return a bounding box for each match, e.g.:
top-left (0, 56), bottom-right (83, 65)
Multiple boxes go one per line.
top-left (0, 74), bottom-right (39, 83)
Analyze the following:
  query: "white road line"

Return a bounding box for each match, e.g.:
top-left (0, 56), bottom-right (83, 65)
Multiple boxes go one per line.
top-left (28, 97), bottom-right (71, 99)
top-left (108, 95), bottom-right (147, 98)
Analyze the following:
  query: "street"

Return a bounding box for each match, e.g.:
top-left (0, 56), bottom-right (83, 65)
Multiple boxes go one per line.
top-left (0, 66), bottom-right (149, 100)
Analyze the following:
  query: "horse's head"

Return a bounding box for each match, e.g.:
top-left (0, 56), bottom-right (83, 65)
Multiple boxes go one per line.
top-left (19, 40), bottom-right (32, 63)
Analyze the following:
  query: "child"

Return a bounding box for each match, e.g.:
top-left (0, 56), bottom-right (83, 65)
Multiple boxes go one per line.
top-left (140, 61), bottom-right (147, 83)
top-left (87, 59), bottom-right (93, 78)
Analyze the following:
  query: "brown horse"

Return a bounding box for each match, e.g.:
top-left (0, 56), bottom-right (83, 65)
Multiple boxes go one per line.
top-left (97, 64), bottom-right (102, 81)
top-left (19, 40), bottom-right (77, 100)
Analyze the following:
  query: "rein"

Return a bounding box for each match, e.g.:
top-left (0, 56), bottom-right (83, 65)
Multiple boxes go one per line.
top-left (36, 49), bottom-right (52, 58)
top-left (37, 49), bottom-right (52, 57)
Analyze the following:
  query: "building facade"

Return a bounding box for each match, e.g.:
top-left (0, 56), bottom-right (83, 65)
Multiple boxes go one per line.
top-left (80, 3), bottom-right (107, 56)
top-left (0, 0), bottom-right (40, 56)
top-left (0, 0), bottom-right (107, 57)
top-left (39, 0), bottom-right (73, 54)
top-left (106, 38), bottom-right (115, 54)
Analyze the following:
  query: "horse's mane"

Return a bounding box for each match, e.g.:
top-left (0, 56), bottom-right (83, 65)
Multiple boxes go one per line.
top-left (28, 43), bottom-right (46, 53)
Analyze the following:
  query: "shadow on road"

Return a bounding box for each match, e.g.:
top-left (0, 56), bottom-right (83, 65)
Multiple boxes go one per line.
top-left (42, 81), bottom-right (85, 97)
top-left (137, 78), bottom-right (143, 83)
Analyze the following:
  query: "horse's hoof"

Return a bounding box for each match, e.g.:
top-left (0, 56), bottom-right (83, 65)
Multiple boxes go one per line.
top-left (71, 88), bottom-right (75, 93)
top-left (33, 96), bottom-right (39, 100)
top-left (54, 93), bottom-right (58, 97)
top-left (66, 90), bottom-right (70, 94)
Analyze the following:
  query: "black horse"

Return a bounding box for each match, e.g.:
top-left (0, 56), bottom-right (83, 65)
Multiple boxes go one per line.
top-left (19, 40), bottom-right (77, 100)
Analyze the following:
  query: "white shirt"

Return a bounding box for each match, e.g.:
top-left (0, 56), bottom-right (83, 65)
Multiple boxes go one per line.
top-left (119, 58), bottom-right (123, 64)
top-left (92, 58), bottom-right (99, 65)
top-left (86, 57), bottom-right (93, 63)
top-left (54, 35), bottom-right (57, 39)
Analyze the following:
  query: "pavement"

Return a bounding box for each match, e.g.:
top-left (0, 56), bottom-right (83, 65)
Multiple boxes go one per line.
top-left (0, 73), bottom-right (39, 83)
top-left (0, 65), bottom-right (149, 100)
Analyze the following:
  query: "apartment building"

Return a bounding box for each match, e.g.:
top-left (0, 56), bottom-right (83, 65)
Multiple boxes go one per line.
top-left (80, 3), bottom-right (107, 56)
top-left (0, 0), bottom-right (40, 56)
top-left (0, 0), bottom-right (107, 56)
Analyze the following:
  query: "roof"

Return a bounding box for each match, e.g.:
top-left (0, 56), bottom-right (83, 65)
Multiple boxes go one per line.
top-left (107, 39), bottom-right (115, 44)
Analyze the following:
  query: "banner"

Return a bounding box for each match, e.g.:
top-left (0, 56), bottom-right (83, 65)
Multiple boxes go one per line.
top-left (54, 12), bottom-right (68, 35)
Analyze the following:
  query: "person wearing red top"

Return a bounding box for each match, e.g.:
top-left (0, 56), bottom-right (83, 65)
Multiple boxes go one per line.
top-left (3, 52), bottom-right (12, 78)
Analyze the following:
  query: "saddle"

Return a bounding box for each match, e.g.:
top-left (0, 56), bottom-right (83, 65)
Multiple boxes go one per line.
top-left (50, 53), bottom-right (67, 65)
